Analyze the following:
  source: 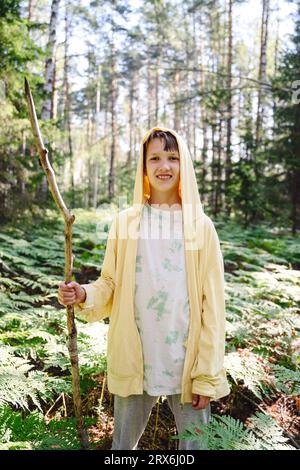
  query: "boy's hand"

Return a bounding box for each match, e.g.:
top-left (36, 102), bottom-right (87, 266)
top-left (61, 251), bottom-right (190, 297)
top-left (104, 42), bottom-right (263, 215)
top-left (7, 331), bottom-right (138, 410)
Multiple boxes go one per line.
top-left (58, 281), bottom-right (86, 306)
top-left (192, 394), bottom-right (210, 410)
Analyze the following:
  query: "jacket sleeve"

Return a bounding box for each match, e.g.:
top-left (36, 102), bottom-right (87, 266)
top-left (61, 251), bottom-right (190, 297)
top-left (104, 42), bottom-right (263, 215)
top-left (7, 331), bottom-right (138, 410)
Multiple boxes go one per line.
top-left (191, 220), bottom-right (227, 400)
top-left (74, 216), bottom-right (117, 323)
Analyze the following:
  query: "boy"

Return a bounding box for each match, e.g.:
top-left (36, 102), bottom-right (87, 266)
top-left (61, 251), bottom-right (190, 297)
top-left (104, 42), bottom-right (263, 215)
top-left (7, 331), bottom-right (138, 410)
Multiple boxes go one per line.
top-left (58, 127), bottom-right (230, 450)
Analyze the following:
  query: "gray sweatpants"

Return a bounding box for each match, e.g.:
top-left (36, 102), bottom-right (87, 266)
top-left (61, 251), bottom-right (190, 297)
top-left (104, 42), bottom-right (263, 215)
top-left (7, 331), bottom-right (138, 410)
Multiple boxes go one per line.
top-left (111, 392), bottom-right (211, 450)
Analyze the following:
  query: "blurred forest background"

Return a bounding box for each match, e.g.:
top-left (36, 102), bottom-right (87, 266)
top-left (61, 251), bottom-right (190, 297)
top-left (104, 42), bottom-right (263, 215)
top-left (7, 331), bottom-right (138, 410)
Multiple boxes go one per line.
top-left (0, 0), bottom-right (299, 231)
top-left (0, 0), bottom-right (300, 451)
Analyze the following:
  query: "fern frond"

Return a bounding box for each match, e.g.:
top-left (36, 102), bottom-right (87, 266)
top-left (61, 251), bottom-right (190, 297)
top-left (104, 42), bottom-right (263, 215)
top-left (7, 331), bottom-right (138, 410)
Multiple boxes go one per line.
top-left (0, 277), bottom-right (22, 289)
top-left (270, 364), bottom-right (300, 395)
top-left (177, 413), bottom-right (295, 450)
top-left (0, 406), bottom-right (94, 450)
top-left (225, 351), bottom-right (271, 398)
top-left (0, 346), bottom-right (70, 410)
top-left (248, 412), bottom-right (294, 450)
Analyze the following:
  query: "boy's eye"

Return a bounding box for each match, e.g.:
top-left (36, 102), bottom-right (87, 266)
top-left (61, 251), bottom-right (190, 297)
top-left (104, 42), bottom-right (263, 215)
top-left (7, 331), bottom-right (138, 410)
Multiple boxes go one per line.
top-left (149, 156), bottom-right (179, 161)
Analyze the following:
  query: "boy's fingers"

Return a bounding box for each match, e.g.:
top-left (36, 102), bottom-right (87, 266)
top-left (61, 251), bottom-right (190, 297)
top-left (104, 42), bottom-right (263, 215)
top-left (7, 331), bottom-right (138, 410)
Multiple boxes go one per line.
top-left (62, 292), bottom-right (76, 299)
top-left (67, 281), bottom-right (78, 289)
top-left (59, 296), bottom-right (76, 305)
top-left (60, 285), bottom-right (75, 293)
top-left (59, 291), bottom-right (75, 299)
top-left (59, 282), bottom-right (78, 289)
top-left (58, 282), bottom-right (79, 306)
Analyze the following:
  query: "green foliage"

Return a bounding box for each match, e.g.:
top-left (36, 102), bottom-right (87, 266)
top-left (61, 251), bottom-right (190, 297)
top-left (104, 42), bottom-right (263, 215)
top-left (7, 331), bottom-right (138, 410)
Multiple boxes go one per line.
top-left (177, 412), bottom-right (294, 450)
top-left (0, 345), bottom-right (70, 410)
top-left (0, 210), bottom-right (111, 448)
top-left (0, 210), bottom-right (299, 449)
top-left (225, 351), bottom-right (270, 399)
top-left (0, 405), bottom-right (96, 450)
top-left (271, 364), bottom-right (300, 396)
top-left (0, 0), bottom-right (46, 222)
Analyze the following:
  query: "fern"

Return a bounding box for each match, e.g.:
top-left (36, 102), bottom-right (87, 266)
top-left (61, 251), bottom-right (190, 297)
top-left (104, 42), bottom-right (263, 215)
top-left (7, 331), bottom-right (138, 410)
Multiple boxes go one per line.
top-left (13, 276), bottom-right (50, 293)
top-left (0, 406), bottom-right (95, 450)
top-left (0, 292), bottom-right (16, 314)
top-left (0, 405), bottom-right (45, 444)
top-left (0, 346), bottom-right (70, 410)
top-left (225, 351), bottom-right (271, 399)
top-left (248, 412), bottom-right (294, 450)
top-left (271, 364), bottom-right (300, 395)
top-left (0, 277), bottom-right (22, 289)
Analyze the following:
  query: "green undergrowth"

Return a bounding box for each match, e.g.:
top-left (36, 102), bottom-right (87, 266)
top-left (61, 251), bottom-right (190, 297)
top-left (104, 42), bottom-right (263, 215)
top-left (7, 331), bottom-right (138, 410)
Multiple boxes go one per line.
top-left (0, 210), bottom-right (299, 449)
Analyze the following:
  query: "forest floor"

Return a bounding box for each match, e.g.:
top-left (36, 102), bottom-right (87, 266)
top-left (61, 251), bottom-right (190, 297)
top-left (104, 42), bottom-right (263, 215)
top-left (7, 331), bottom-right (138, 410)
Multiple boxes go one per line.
top-left (44, 367), bottom-right (300, 450)
top-left (78, 373), bottom-right (300, 450)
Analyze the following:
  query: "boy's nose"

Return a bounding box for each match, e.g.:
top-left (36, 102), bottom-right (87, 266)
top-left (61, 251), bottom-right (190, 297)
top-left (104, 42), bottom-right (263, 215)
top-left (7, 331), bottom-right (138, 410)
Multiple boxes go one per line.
top-left (160, 162), bottom-right (171, 170)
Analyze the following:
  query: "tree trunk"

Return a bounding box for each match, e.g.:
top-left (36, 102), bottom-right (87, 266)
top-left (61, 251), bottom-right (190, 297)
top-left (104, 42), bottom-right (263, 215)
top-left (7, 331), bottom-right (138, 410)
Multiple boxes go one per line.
top-left (135, 73), bottom-right (141, 162)
top-left (39, 0), bottom-right (60, 202)
top-left (51, 57), bottom-right (58, 120)
top-left (147, 56), bottom-right (154, 129)
top-left (63, 3), bottom-right (74, 208)
top-left (256, 0), bottom-right (270, 147)
top-left (173, 69), bottom-right (180, 130)
top-left (192, 7), bottom-right (197, 161)
top-left (184, 19), bottom-right (191, 151)
top-left (217, 116), bottom-right (224, 213)
top-left (93, 160), bottom-right (99, 209)
top-left (198, 13), bottom-right (208, 202)
top-left (108, 36), bottom-right (117, 200)
top-left (155, 56), bottom-right (160, 123)
top-left (127, 71), bottom-right (135, 167)
top-left (28, 0), bottom-right (33, 20)
top-left (225, 0), bottom-right (233, 216)
top-left (290, 169), bottom-right (300, 235)
top-left (41, 0), bottom-right (60, 121)
top-left (93, 64), bottom-right (101, 207)
top-left (272, 15), bottom-right (280, 139)
top-left (211, 123), bottom-right (216, 214)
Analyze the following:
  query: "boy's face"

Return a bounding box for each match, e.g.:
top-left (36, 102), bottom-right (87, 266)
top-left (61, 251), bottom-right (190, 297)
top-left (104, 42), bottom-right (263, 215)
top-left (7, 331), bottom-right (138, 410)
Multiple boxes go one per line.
top-left (144, 138), bottom-right (180, 197)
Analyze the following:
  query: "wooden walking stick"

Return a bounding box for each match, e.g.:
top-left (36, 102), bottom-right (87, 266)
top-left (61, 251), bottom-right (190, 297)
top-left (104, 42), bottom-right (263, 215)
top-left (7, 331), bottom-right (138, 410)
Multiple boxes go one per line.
top-left (24, 78), bottom-right (89, 449)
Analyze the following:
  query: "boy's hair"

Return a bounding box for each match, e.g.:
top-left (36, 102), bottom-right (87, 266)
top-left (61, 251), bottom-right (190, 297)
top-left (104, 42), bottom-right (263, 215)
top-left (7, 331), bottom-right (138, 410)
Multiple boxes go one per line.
top-left (143, 130), bottom-right (179, 171)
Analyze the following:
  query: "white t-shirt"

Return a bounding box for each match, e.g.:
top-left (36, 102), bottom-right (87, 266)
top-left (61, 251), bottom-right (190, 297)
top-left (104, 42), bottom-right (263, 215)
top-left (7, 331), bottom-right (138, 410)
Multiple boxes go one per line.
top-left (134, 202), bottom-right (190, 396)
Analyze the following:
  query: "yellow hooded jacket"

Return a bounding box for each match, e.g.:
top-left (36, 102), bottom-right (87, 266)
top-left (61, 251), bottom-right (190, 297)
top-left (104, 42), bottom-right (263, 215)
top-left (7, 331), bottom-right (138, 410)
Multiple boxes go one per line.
top-left (75, 126), bottom-right (231, 403)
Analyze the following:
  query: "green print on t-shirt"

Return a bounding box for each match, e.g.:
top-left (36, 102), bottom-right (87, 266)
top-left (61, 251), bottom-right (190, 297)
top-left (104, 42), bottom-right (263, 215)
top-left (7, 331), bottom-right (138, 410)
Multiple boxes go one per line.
top-left (135, 309), bottom-right (141, 322)
top-left (147, 290), bottom-right (170, 321)
top-left (174, 357), bottom-right (185, 364)
top-left (165, 331), bottom-right (179, 345)
top-left (169, 239), bottom-right (182, 254)
top-left (163, 257), bottom-right (182, 272)
top-left (136, 255), bottom-right (142, 272)
top-left (162, 369), bottom-right (175, 377)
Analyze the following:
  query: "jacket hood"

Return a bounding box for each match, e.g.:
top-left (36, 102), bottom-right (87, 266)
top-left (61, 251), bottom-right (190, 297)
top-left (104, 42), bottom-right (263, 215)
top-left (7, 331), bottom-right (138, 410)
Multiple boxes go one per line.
top-left (132, 126), bottom-right (206, 250)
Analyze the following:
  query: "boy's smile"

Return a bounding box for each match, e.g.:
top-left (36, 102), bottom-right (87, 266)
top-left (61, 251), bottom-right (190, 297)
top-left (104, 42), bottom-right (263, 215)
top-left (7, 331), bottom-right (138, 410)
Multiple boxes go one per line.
top-left (144, 138), bottom-right (181, 206)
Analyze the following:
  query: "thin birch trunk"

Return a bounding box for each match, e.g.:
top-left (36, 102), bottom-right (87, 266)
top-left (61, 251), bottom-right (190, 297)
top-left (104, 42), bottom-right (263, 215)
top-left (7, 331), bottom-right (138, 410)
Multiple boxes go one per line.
top-left (256, 0), bottom-right (270, 147)
top-left (225, 0), bottom-right (233, 216)
top-left (42, 0), bottom-right (60, 120)
top-left (63, 3), bottom-right (74, 207)
top-left (108, 35), bottom-right (117, 200)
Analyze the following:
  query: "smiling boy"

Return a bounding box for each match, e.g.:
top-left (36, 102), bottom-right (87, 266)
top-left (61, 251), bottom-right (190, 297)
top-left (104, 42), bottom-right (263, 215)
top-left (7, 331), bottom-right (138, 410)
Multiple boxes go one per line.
top-left (58, 127), bottom-right (230, 450)
top-left (144, 135), bottom-right (181, 206)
